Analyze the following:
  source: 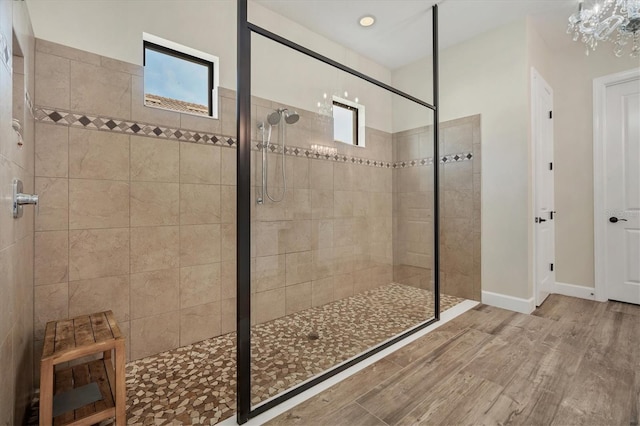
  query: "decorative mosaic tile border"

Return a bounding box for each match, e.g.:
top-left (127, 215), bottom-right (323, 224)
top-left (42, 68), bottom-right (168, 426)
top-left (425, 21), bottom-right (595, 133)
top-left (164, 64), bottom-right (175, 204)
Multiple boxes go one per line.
top-left (394, 152), bottom-right (473, 168)
top-left (35, 107), bottom-right (238, 147)
top-left (35, 107), bottom-right (473, 169)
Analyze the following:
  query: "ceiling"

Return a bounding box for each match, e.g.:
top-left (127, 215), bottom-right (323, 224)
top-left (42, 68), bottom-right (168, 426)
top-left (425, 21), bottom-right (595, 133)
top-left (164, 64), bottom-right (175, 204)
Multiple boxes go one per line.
top-left (255, 0), bottom-right (578, 69)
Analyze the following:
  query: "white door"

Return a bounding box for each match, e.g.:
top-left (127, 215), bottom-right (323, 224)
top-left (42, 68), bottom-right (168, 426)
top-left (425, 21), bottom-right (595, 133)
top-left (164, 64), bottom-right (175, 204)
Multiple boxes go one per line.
top-left (532, 69), bottom-right (555, 306)
top-left (603, 75), bottom-right (640, 305)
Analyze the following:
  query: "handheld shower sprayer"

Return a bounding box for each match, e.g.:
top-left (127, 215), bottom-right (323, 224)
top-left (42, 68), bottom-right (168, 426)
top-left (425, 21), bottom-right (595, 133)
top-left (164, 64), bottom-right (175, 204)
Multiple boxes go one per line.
top-left (257, 108), bottom-right (299, 205)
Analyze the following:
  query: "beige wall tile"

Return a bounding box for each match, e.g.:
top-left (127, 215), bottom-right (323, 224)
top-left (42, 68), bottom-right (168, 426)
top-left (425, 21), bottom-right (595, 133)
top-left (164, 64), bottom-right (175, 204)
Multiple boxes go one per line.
top-left (443, 190), bottom-right (473, 219)
top-left (35, 177), bottom-right (68, 231)
top-left (101, 56), bottom-right (143, 76)
top-left (180, 111), bottom-right (221, 134)
top-left (68, 275), bottom-right (130, 322)
top-left (68, 128), bottom-right (129, 180)
top-left (220, 185), bottom-right (236, 224)
top-left (253, 255), bottom-right (285, 293)
top-left (333, 273), bottom-right (354, 300)
top-left (283, 220), bottom-right (311, 253)
top-left (180, 263), bottom-right (221, 309)
top-left (220, 147), bottom-right (236, 186)
top-left (180, 224), bottom-right (221, 267)
top-left (34, 231), bottom-right (68, 286)
top-left (70, 60), bottom-right (131, 118)
top-left (312, 248), bottom-right (334, 281)
top-left (312, 277), bottom-right (334, 307)
top-left (220, 261), bottom-right (236, 300)
top-left (285, 251), bottom-right (313, 286)
top-left (0, 245), bottom-right (15, 341)
top-left (285, 282), bottom-right (311, 315)
top-left (311, 189), bottom-right (333, 219)
top-left (180, 142), bottom-right (220, 184)
top-left (69, 228), bottom-right (129, 281)
top-left (35, 123), bottom-right (68, 178)
top-left (34, 283), bottom-right (68, 340)
top-left (443, 161), bottom-right (473, 191)
top-left (220, 96), bottom-right (236, 137)
top-left (34, 52), bottom-right (69, 109)
top-left (333, 163), bottom-right (354, 191)
top-left (311, 219), bottom-right (333, 250)
top-left (310, 160), bottom-right (333, 190)
top-left (130, 311), bottom-right (179, 360)
top-left (334, 191), bottom-right (353, 218)
top-left (180, 184), bottom-right (221, 225)
top-left (443, 122), bottom-right (473, 154)
top-left (221, 223), bottom-right (235, 262)
top-left (333, 218), bottom-right (354, 247)
top-left (130, 136), bottom-right (179, 182)
top-left (69, 179), bottom-right (129, 229)
top-left (130, 182), bottom-right (179, 227)
top-left (285, 189), bottom-right (311, 220)
top-left (36, 39), bottom-right (101, 65)
top-left (0, 335), bottom-right (12, 425)
top-left (180, 302), bottom-right (221, 346)
top-left (220, 298), bottom-right (236, 334)
top-left (131, 269), bottom-right (179, 320)
top-left (253, 221), bottom-right (287, 257)
top-left (253, 288), bottom-right (285, 324)
top-left (130, 226), bottom-right (179, 273)
top-left (290, 157), bottom-right (309, 189)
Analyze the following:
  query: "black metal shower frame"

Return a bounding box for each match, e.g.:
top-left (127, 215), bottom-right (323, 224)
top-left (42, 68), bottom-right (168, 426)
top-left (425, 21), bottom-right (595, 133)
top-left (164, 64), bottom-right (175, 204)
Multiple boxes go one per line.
top-left (236, 1), bottom-right (440, 423)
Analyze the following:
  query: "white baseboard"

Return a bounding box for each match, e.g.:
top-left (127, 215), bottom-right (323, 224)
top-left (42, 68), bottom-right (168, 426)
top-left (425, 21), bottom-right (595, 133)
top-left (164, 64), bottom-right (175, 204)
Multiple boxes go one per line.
top-left (481, 290), bottom-right (535, 314)
top-left (553, 282), bottom-right (596, 300)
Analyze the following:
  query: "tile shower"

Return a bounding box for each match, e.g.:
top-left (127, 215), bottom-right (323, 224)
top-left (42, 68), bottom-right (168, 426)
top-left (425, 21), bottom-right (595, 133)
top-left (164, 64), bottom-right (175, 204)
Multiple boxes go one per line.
top-left (31, 38), bottom-right (480, 422)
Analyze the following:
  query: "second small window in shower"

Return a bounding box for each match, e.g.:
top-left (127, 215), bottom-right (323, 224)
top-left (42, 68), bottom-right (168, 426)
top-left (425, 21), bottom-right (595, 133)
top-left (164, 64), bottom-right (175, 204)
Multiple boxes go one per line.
top-left (333, 96), bottom-right (365, 146)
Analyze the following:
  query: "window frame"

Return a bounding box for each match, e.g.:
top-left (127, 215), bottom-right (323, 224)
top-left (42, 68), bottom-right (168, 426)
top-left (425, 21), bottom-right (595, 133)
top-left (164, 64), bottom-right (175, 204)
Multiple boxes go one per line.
top-left (142, 33), bottom-right (219, 119)
top-left (332, 95), bottom-right (365, 147)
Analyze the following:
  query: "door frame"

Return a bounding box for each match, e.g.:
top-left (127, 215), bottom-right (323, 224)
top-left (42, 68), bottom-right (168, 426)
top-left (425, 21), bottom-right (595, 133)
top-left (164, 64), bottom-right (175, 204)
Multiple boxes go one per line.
top-left (593, 67), bottom-right (640, 303)
top-left (531, 67), bottom-right (555, 307)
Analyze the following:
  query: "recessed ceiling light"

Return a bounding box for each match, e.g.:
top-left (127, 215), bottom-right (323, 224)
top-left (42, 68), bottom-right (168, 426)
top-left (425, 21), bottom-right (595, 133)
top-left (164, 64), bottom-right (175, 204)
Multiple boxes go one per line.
top-left (359, 15), bottom-right (376, 27)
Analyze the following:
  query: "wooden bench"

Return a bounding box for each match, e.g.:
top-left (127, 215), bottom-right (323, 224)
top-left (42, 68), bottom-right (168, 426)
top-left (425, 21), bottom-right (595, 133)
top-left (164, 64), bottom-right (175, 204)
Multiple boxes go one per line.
top-left (39, 311), bottom-right (126, 426)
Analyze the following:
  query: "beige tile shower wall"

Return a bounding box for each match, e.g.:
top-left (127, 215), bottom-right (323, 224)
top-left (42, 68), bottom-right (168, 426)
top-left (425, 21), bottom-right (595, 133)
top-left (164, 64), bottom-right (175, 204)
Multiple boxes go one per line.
top-left (0, 1), bottom-right (36, 424)
top-left (33, 39), bottom-right (233, 364)
top-left (33, 39), bottom-right (394, 363)
top-left (392, 115), bottom-right (481, 301)
top-left (250, 116), bottom-right (394, 324)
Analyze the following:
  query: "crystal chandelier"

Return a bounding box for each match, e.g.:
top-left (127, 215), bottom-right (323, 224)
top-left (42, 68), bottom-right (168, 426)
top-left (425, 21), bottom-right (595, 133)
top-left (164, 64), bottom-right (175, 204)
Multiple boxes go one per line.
top-left (567, 0), bottom-right (640, 57)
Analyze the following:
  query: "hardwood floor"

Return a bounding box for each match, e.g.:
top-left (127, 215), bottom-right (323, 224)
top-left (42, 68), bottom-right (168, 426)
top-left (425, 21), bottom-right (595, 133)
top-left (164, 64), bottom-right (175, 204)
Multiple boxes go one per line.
top-left (267, 295), bottom-right (640, 426)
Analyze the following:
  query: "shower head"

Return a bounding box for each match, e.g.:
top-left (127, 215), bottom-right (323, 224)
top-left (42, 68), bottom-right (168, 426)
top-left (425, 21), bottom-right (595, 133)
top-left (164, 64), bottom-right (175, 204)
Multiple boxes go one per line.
top-left (284, 110), bottom-right (299, 124)
top-left (267, 111), bottom-right (281, 125)
top-left (267, 109), bottom-right (300, 126)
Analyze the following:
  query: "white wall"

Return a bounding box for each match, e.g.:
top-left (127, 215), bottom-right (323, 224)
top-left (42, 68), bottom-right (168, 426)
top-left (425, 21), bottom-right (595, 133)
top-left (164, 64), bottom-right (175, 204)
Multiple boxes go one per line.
top-left (25, 0), bottom-right (393, 131)
top-left (393, 20), bottom-right (531, 299)
top-left (541, 32), bottom-right (640, 289)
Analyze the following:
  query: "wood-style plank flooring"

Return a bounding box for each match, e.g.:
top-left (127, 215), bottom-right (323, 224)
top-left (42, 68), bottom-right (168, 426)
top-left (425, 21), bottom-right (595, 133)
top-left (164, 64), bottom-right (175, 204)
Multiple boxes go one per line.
top-left (268, 295), bottom-right (640, 425)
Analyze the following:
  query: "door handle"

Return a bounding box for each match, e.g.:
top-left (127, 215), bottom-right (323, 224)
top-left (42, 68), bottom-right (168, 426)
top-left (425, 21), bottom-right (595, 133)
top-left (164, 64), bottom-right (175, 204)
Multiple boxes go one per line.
top-left (609, 217), bottom-right (627, 223)
top-left (536, 217), bottom-right (547, 223)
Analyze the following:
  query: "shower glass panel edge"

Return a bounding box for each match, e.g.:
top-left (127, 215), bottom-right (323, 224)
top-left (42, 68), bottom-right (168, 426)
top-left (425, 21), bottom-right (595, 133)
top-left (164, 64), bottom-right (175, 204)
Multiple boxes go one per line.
top-left (236, 1), bottom-right (441, 423)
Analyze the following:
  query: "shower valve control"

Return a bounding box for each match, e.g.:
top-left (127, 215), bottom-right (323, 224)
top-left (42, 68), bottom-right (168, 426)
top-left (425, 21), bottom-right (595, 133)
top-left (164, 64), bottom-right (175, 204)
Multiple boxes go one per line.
top-left (12, 178), bottom-right (39, 219)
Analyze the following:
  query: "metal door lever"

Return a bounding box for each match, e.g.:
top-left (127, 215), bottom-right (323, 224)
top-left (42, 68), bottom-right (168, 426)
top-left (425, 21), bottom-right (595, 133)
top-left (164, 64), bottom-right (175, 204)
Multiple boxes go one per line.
top-left (609, 217), bottom-right (627, 223)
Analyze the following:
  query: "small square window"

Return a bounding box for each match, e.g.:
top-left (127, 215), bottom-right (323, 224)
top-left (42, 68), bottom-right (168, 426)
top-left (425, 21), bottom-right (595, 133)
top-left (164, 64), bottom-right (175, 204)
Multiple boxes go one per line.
top-left (143, 33), bottom-right (219, 118)
top-left (332, 96), bottom-right (365, 146)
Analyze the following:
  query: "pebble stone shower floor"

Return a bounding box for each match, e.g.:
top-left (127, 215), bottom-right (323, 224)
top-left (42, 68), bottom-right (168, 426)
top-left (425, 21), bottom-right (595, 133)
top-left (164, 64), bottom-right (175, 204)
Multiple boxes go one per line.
top-left (31, 283), bottom-right (464, 425)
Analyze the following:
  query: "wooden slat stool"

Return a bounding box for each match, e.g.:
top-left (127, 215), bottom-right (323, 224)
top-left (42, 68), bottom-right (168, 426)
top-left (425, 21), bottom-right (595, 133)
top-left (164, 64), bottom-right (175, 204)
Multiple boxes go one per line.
top-left (39, 310), bottom-right (126, 426)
